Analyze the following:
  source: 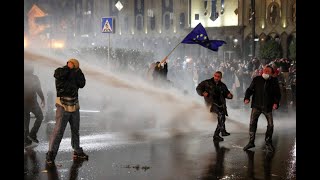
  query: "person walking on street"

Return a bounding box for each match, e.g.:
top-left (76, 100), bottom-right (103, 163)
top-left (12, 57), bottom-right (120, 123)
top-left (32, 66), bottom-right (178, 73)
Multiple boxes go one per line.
top-left (196, 71), bottom-right (233, 141)
top-left (243, 66), bottom-right (281, 152)
top-left (24, 65), bottom-right (45, 148)
top-left (46, 59), bottom-right (88, 165)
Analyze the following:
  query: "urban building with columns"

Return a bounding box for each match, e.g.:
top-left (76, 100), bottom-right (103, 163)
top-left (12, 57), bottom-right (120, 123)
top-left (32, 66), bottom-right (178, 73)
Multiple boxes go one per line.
top-left (24, 0), bottom-right (296, 61)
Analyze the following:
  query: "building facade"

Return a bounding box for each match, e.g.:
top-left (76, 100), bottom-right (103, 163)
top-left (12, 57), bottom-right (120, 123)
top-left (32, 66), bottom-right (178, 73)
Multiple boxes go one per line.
top-left (24, 0), bottom-right (296, 61)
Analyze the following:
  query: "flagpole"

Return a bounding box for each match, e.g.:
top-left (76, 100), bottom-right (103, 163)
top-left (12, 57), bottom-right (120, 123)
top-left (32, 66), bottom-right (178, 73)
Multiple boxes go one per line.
top-left (167, 42), bottom-right (181, 57)
top-left (160, 42), bottom-right (181, 64)
top-left (161, 24), bottom-right (200, 63)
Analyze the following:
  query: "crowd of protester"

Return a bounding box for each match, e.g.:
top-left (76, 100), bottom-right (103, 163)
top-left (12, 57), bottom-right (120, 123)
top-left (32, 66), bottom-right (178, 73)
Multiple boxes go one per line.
top-left (63, 43), bottom-right (296, 112)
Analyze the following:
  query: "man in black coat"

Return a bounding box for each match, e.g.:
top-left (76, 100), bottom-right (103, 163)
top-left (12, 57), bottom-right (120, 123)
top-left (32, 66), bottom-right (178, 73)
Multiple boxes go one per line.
top-left (153, 61), bottom-right (168, 83)
top-left (46, 58), bottom-right (88, 165)
top-left (24, 65), bottom-right (45, 147)
top-left (196, 71), bottom-right (233, 141)
top-left (243, 66), bottom-right (281, 152)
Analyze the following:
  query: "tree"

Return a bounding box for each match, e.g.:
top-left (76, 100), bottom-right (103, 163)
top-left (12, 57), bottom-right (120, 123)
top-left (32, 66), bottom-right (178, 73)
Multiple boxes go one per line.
top-left (259, 39), bottom-right (281, 61)
top-left (289, 38), bottom-right (296, 61)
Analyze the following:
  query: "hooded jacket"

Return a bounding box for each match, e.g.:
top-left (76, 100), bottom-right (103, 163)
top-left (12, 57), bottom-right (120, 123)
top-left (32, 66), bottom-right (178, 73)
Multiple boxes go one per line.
top-left (54, 66), bottom-right (86, 98)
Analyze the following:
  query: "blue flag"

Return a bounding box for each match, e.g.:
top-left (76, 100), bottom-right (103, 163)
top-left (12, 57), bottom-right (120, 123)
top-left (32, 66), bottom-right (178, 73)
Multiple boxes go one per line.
top-left (181, 23), bottom-right (226, 51)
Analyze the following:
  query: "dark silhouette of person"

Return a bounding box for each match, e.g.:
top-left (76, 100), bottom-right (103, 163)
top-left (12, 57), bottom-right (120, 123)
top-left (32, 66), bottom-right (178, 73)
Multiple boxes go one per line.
top-left (69, 159), bottom-right (87, 180)
top-left (46, 163), bottom-right (60, 180)
top-left (24, 149), bottom-right (40, 180)
top-left (24, 65), bottom-right (45, 147)
top-left (202, 141), bottom-right (229, 179)
top-left (245, 150), bottom-right (275, 180)
top-left (246, 150), bottom-right (255, 179)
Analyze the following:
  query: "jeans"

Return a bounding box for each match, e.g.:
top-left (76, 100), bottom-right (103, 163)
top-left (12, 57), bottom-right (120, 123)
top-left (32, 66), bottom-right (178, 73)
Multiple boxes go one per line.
top-left (48, 104), bottom-right (83, 158)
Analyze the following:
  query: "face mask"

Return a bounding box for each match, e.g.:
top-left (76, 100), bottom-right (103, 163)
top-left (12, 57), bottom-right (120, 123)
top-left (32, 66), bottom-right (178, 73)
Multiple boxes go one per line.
top-left (262, 73), bottom-right (270, 80)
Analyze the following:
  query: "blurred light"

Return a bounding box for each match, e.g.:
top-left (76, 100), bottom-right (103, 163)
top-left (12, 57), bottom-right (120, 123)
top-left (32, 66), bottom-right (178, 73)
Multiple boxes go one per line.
top-left (261, 24), bottom-right (265, 29)
top-left (147, 9), bottom-right (154, 17)
top-left (81, 34), bottom-right (89, 37)
top-left (73, 33), bottom-right (76, 37)
top-left (91, 42), bottom-right (95, 46)
top-left (24, 37), bottom-right (28, 48)
top-left (145, 29), bottom-right (147, 34)
top-left (159, 30), bottom-right (162, 33)
top-left (52, 40), bottom-right (64, 49)
top-left (254, 38), bottom-right (259, 42)
top-left (186, 58), bottom-right (192, 63)
top-left (283, 22), bottom-right (286, 28)
top-left (170, 13), bottom-right (174, 20)
top-left (132, 31), bottom-right (134, 35)
top-left (233, 39), bottom-right (238, 43)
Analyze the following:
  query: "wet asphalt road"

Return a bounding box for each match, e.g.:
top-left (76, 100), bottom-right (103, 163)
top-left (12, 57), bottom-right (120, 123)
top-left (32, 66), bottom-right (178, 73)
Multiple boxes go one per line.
top-left (25, 110), bottom-right (296, 180)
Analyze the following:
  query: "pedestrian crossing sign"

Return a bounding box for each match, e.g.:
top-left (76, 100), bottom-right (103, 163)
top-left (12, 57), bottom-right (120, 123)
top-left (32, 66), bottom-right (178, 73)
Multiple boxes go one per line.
top-left (101, 17), bottom-right (113, 33)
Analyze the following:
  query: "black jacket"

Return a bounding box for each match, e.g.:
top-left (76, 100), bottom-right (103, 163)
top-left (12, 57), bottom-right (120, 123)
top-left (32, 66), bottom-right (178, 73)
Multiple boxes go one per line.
top-left (244, 75), bottom-right (281, 112)
top-left (54, 66), bottom-right (86, 98)
top-left (24, 73), bottom-right (45, 106)
top-left (196, 78), bottom-right (231, 115)
top-left (153, 62), bottom-right (168, 82)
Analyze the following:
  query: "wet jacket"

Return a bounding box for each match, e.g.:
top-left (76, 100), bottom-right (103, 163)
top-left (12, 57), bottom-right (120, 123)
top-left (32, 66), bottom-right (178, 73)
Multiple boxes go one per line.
top-left (54, 66), bottom-right (86, 98)
top-left (196, 78), bottom-right (231, 115)
top-left (244, 75), bottom-right (281, 113)
top-left (24, 73), bottom-right (45, 106)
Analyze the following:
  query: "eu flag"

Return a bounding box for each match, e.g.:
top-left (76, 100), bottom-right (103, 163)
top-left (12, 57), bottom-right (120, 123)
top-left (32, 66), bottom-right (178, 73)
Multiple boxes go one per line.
top-left (181, 23), bottom-right (226, 51)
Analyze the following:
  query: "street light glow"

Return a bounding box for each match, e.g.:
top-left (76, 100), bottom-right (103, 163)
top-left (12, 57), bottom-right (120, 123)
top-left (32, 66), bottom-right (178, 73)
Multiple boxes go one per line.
top-left (283, 22), bottom-right (287, 28)
top-left (52, 41), bottom-right (64, 49)
top-left (24, 37), bottom-right (28, 48)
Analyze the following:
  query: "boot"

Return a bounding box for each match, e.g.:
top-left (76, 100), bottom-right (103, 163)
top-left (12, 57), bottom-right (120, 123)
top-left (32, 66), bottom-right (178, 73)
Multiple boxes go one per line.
top-left (265, 126), bottom-right (274, 152)
top-left (219, 112), bottom-right (230, 136)
top-left (73, 151), bottom-right (89, 160)
top-left (220, 120), bottom-right (230, 136)
top-left (213, 127), bottom-right (224, 142)
top-left (213, 135), bottom-right (224, 141)
top-left (243, 132), bottom-right (256, 151)
top-left (46, 151), bottom-right (55, 165)
top-left (221, 130), bottom-right (230, 136)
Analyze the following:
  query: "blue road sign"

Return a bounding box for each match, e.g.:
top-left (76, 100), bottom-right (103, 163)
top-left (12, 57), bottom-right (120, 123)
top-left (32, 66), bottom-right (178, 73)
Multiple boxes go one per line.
top-left (101, 17), bottom-right (113, 33)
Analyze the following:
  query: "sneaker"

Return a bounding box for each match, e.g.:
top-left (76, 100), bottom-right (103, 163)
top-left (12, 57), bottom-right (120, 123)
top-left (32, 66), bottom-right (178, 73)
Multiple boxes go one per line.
top-left (28, 136), bottom-right (39, 144)
top-left (46, 151), bottom-right (55, 165)
top-left (25, 141), bottom-right (38, 149)
top-left (73, 151), bottom-right (89, 160)
top-left (221, 131), bottom-right (231, 136)
top-left (213, 135), bottom-right (224, 142)
top-left (24, 138), bottom-right (32, 147)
